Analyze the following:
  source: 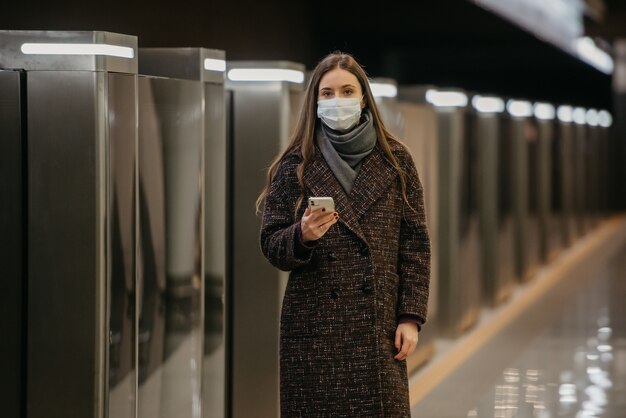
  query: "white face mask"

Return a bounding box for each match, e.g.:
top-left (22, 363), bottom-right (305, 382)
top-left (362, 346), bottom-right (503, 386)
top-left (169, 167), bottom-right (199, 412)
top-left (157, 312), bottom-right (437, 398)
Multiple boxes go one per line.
top-left (317, 97), bottom-right (363, 132)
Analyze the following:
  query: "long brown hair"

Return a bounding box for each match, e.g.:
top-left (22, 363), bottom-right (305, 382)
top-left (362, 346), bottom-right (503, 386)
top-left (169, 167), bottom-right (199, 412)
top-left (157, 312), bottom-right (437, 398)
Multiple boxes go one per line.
top-left (255, 51), bottom-right (413, 217)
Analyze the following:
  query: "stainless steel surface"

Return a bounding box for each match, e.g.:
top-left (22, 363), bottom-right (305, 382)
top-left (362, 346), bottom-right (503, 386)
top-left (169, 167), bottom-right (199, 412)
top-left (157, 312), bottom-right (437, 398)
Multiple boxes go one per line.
top-left (202, 82), bottom-right (227, 418)
top-left (475, 111), bottom-right (516, 306)
top-left (137, 75), bottom-right (204, 418)
top-left (396, 102), bottom-right (440, 372)
top-left (139, 48), bottom-right (225, 84)
top-left (537, 118), bottom-right (561, 262)
top-left (0, 31), bottom-right (137, 73)
top-left (398, 86), bottom-right (481, 337)
top-left (510, 117), bottom-right (542, 281)
top-left (556, 121), bottom-right (577, 246)
top-left (227, 64), bottom-right (304, 418)
top-left (574, 123), bottom-right (588, 236)
top-left (107, 72), bottom-right (138, 418)
top-left (26, 70), bottom-right (109, 418)
top-left (0, 69), bottom-right (24, 418)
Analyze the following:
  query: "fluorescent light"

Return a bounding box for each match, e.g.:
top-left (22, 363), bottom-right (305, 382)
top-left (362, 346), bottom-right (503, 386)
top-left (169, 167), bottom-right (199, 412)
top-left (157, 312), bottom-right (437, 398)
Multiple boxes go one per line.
top-left (21, 43), bottom-right (134, 58)
top-left (506, 100), bottom-right (532, 118)
top-left (598, 110), bottom-right (612, 128)
top-left (586, 109), bottom-right (599, 126)
top-left (370, 82), bottom-right (398, 98)
top-left (534, 103), bottom-right (556, 120)
top-left (425, 89), bottom-right (468, 108)
top-left (575, 37), bottom-right (614, 75)
top-left (472, 95), bottom-right (504, 113)
top-left (573, 107), bottom-right (586, 125)
top-left (227, 68), bottom-right (304, 83)
top-left (204, 58), bottom-right (226, 72)
top-left (557, 105), bottom-right (573, 123)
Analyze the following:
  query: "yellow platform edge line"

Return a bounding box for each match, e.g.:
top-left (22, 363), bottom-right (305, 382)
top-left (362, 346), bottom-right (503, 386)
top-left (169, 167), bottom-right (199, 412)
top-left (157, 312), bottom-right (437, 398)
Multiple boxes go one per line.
top-left (409, 214), bottom-right (626, 407)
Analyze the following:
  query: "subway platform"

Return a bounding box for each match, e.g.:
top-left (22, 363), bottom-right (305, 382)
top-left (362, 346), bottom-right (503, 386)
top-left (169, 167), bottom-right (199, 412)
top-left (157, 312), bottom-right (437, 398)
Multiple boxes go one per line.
top-left (410, 215), bottom-right (626, 418)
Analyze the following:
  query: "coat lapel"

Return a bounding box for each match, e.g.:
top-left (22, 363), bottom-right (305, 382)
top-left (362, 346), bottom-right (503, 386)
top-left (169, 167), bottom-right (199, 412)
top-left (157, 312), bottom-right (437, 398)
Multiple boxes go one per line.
top-left (303, 145), bottom-right (367, 244)
top-left (348, 145), bottom-right (399, 220)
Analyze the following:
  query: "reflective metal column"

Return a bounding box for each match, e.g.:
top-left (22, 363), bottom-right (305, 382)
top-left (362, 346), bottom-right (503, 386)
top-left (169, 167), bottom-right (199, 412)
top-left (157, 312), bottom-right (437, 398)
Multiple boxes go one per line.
top-left (507, 100), bottom-right (542, 282)
top-left (572, 107), bottom-right (588, 236)
top-left (0, 30), bottom-right (138, 418)
top-left (395, 100), bottom-right (440, 372)
top-left (400, 86), bottom-right (481, 337)
top-left (555, 106), bottom-right (577, 247)
top-left (0, 67), bottom-right (24, 418)
top-left (534, 103), bottom-right (561, 262)
top-left (471, 95), bottom-right (516, 306)
top-left (226, 61), bottom-right (305, 418)
top-left (137, 47), bottom-right (227, 418)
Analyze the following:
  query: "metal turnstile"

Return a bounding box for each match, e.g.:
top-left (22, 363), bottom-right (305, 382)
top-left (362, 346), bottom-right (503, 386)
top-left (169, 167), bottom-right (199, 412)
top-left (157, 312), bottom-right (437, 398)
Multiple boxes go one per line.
top-left (395, 101), bottom-right (440, 371)
top-left (137, 48), bottom-right (226, 418)
top-left (372, 77), bottom-right (438, 371)
top-left (470, 95), bottom-right (516, 306)
top-left (534, 103), bottom-right (561, 262)
top-left (572, 107), bottom-right (589, 236)
top-left (555, 106), bottom-right (577, 247)
top-left (0, 61), bottom-right (24, 418)
top-left (507, 100), bottom-right (542, 282)
top-left (400, 86), bottom-right (481, 337)
top-left (226, 61), bottom-right (305, 418)
top-left (0, 30), bottom-right (138, 418)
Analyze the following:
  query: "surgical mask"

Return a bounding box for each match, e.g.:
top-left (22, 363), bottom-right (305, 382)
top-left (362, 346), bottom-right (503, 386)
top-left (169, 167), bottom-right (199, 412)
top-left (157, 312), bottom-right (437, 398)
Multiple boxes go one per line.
top-left (317, 97), bottom-right (363, 132)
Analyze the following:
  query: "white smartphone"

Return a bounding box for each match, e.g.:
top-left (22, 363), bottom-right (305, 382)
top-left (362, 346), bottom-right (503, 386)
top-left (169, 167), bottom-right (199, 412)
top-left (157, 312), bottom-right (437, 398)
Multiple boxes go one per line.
top-left (308, 196), bottom-right (335, 213)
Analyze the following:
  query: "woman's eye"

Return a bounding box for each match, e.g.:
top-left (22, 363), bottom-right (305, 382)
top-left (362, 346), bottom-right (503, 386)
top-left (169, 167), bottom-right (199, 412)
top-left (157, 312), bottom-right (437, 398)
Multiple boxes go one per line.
top-left (344, 90), bottom-right (353, 96)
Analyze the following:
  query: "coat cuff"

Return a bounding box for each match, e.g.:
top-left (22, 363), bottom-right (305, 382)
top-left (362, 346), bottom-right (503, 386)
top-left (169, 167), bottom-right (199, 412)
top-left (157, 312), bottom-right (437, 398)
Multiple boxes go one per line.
top-left (398, 314), bottom-right (423, 332)
top-left (295, 221), bottom-right (319, 258)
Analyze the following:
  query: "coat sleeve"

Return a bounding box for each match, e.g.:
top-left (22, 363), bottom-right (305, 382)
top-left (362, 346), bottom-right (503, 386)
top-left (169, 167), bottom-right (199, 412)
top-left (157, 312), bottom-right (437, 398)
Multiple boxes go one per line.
top-left (259, 155), bottom-right (317, 271)
top-left (396, 150), bottom-right (431, 327)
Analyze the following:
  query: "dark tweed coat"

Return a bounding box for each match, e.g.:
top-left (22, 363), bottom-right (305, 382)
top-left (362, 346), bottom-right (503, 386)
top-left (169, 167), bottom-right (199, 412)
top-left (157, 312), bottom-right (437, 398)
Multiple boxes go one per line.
top-left (260, 139), bottom-right (431, 417)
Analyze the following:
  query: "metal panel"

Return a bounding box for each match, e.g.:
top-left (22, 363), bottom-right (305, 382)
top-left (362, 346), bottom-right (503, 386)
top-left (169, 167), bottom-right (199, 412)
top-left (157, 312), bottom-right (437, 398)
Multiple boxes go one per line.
top-left (573, 123), bottom-right (588, 235)
top-left (137, 75), bottom-right (204, 418)
top-left (556, 121), bottom-right (577, 246)
top-left (0, 69), bottom-right (24, 418)
top-left (510, 117), bottom-right (542, 282)
top-left (27, 70), bottom-right (107, 418)
top-left (227, 75), bottom-right (303, 418)
top-left (202, 82), bottom-right (227, 418)
top-left (107, 72), bottom-right (138, 418)
top-left (139, 48), bottom-right (225, 84)
top-left (396, 102), bottom-right (439, 372)
top-left (537, 118), bottom-right (561, 261)
top-left (474, 111), bottom-right (516, 306)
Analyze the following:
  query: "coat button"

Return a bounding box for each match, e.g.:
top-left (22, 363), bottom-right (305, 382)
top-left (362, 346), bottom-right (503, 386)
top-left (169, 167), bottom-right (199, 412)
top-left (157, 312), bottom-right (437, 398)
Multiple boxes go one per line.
top-left (327, 251), bottom-right (337, 261)
top-left (360, 283), bottom-right (373, 294)
top-left (330, 288), bottom-right (340, 299)
top-left (359, 244), bottom-right (369, 256)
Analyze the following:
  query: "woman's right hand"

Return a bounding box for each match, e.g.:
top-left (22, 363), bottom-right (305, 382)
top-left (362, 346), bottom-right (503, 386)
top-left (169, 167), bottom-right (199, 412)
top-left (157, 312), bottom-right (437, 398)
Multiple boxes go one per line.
top-left (300, 206), bottom-right (339, 242)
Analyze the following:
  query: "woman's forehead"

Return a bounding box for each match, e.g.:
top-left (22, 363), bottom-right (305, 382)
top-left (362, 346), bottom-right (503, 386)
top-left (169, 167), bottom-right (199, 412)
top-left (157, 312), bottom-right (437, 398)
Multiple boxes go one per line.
top-left (319, 68), bottom-right (360, 89)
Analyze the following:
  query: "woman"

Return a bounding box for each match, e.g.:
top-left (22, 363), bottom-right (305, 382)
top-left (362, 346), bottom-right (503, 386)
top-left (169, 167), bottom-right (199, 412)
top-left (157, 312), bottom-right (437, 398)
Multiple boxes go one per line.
top-left (257, 52), bottom-right (431, 417)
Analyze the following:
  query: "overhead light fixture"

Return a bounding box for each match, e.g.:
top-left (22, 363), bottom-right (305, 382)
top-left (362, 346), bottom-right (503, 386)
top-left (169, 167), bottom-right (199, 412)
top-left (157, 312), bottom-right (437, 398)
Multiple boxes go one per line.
top-left (472, 95), bottom-right (504, 113)
top-left (227, 68), bottom-right (304, 83)
top-left (425, 89), bottom-right (468, 108)
top-left (598, 110), bottom-right (612, 128)
top-left (534, 103), bottom-right (556, 120)
top-left (557, 105), bottom-right (573, 123)
top-left (20, 43), bottom-right (134, 58)
top-left (204, 58), bottom-right (226, 72)
top-left (506, 100), bottom-right (532, 118)
top-left (575, 37), bottom-right (614, 75)
top-left (370, 82), bottom-right (398, 98)
top-left (573, 107), bottom-right (586, 125)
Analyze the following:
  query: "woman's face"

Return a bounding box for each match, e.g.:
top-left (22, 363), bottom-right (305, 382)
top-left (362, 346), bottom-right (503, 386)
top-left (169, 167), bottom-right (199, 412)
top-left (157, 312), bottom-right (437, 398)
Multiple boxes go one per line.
top-left (318, 67), bottom-right (365, 108)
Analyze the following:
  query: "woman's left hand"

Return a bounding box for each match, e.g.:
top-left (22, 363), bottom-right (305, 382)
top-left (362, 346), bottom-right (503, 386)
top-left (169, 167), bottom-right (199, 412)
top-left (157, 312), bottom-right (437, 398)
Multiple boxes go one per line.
top-left (394, 323), bottom-right (419, 361)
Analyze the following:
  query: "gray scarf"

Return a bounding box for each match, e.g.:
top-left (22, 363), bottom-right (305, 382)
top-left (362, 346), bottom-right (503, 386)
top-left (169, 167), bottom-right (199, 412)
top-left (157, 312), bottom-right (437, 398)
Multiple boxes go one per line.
top-left (316, 109), bottom-right (377, 194)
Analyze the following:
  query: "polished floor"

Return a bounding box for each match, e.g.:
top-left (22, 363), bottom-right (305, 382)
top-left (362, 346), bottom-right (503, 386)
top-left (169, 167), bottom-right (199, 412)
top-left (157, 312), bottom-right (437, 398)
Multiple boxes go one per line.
top-left (411, 219), bottom-right (626, 418)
